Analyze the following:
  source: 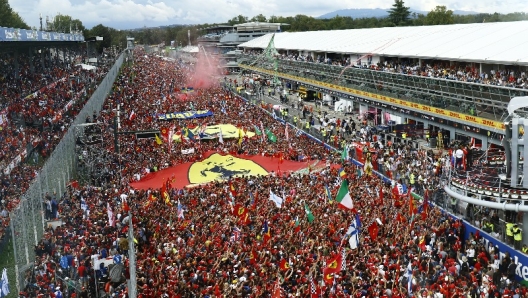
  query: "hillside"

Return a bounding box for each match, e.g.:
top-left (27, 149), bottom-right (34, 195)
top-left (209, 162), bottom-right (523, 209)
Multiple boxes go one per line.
top-left (318, 8), bottom-right (480, 19)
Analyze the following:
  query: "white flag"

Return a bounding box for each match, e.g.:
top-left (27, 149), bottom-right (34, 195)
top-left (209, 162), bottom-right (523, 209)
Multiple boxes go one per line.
top-left (347, 220), bottom-right (359, 249)
top-left (80, 198), bottom-right (88, 211)
top-left (1, 268), bottom-right (10, 297)
top-left (218, 127), bottom-right (224, 144)
top-left (269, 189), bottom-right (283, 208)
top-left (181, 148), bottom-right (195, 155)
top-left (107, 203), bottom-right (115, 227)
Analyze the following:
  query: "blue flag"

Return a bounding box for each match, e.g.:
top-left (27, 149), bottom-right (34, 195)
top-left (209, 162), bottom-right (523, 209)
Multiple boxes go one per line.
top-left (324, 184), bottom-right (333, 201)
top-left (355, 213), bottom-right (361, 231)
top-left (249, 191), bottom-right (255, 206)
top-left (183, 127), bottom-right (195, 141)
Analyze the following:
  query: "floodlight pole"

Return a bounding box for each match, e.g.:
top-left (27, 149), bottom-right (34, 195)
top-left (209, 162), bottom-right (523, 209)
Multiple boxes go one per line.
top-left (112, 104), bottom-right (161, 298)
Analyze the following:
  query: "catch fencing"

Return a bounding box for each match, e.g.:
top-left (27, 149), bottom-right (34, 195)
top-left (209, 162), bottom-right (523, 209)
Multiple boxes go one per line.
top-left (9, 52), bottom-right (125, 293)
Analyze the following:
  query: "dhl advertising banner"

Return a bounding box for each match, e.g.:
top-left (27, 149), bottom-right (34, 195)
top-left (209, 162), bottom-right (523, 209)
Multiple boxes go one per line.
top-left (156, 110), bottom-right (213, 120)
top-left (130, 151), bottom-right (314, 190)
top-left (241, 65), bottom-right (505, 131)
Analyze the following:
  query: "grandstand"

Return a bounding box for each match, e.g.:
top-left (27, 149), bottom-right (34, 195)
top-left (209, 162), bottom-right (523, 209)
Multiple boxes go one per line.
top-left (237, 21), bottom-right (528, 148)
top-left (0, 25), bottom-right (123, 295)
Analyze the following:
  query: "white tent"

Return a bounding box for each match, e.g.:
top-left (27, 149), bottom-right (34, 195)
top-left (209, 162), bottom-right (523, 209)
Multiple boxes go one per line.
top-left (508, 97), bottom-right (528, 115)
top-left (239, 21), bottom-right (528, 65)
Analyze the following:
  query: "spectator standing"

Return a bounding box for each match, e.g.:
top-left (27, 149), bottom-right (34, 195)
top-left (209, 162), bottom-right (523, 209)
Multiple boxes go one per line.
top-left (455, 146), bottom-right (464, 169)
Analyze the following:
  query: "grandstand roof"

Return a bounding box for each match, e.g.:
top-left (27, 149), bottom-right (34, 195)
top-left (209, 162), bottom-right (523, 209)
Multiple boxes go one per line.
top-left (238, 21), bottom-right (528, 65)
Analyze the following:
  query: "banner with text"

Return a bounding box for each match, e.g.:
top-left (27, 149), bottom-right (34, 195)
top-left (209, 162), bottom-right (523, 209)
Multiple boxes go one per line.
top-left (241, 65), bottom-right (505, 131)
top-left (156, 110), bottom-right (213, 120)
top-left (0, 27), bottom-right (84, 42)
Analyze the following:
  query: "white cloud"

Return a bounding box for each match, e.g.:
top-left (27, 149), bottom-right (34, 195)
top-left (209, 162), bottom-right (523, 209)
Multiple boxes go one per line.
top-left (12, 0), bottom-right (182, 28)
top-left (9, 0), bottom-right (528, 30)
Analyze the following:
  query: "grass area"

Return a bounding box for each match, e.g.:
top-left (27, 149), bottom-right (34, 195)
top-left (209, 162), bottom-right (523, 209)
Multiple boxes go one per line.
top-left (0, 236), bottom-right (18, 298)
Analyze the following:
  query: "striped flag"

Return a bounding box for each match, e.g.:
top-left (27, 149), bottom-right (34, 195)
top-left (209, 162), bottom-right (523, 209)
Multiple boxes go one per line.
top-left (335, 179), bottom-right (354, 210)
top-left (324, 184), bottom-right (333, 202)
top-left (177, 200), bottom-right (185, 219)
top-left (310, 276), bottom-right (318, 298)
top-left (128, 110), bottom-right (136, 121)
top-left (341, 248), bottom-right (347, 271)
top-left (406, 262), bottom-right (413, 295)
top-left (230, 226), bottom-right (241, 242)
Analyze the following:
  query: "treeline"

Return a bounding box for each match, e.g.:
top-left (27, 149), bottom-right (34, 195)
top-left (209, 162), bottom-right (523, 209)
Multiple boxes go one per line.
top-left (0, 0), bottom-right (30, 29)
top-left (130, 2), bottom-right (528, 47)
top-left (1, 0), bottom-right (527, 53)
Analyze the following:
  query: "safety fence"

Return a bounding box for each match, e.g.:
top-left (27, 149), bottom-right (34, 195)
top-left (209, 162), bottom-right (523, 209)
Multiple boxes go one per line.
top-left (8, 52), bottom-right (125, 293)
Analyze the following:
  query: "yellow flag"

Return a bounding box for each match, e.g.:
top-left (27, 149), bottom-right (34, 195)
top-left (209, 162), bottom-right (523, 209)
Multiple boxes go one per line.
top-left (155, 134), bottom-right (163, 145)
top-left (238, 128), bottom-right (243, 146)
top-left (163, 191), bottom-right (172, 206)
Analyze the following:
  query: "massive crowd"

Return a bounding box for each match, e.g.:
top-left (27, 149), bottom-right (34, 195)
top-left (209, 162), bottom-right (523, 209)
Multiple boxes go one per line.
top-left (13, 47), bottom-right (527, 298)
top-left (244, 50), bottom-right (528, 89)
top-left (0, 48), bottom-right (114, 244)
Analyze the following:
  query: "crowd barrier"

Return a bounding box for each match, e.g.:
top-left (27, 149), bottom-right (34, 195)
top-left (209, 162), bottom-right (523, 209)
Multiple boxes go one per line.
top-left (8, 52), bottom-right (125, 292)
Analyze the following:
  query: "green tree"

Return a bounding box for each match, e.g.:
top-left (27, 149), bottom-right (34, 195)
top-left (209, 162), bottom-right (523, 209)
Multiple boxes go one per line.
top-left (0, 0), bottom-right (29, 29)
top-left (48, 13), bottom-right (85, 33)
top-left (250, 14), bottom-right (267, 22)
top-left (227, 15), bottom-right (248, 25)
top-left (388, 0), bottom-right (411, 26)
top-left (325, 16), bottom-right (349, 30)
top-left (87, 24), bottom-right (112, 52)
top-left (425, 6), bottom-right (454, 25)
top-left (412, 13), bottom-right (427, 26)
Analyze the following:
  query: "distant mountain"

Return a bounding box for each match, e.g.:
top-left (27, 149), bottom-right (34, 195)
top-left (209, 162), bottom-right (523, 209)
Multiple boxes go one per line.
top-left (318, 8), bottom-right (481, 19)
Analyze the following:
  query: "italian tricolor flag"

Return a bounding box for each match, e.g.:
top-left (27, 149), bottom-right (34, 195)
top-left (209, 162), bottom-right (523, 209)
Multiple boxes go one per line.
top-left (336, 180), bottom-right (354, 210)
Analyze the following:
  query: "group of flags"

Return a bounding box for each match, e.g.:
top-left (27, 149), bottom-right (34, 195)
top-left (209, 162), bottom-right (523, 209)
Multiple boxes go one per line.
top-left (155, 126), bottom-right (197, 145)
top-left (391, 182), bottom-right (430, 221)
top-left (253, 122), bottom-right (280, 144)
top-left (238, 173), bottom-right (430, 294)
top-left (154, 122), bottom-right (283, 146)
top-left (322, 252), bottom-right (344, 285)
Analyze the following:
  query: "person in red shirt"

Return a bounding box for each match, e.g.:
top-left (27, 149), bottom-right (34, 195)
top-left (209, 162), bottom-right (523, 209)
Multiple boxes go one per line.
top-left (77, 263), bottom-right (87, 288)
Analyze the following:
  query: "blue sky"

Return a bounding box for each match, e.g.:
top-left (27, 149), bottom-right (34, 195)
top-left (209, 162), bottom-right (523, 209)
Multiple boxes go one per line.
top-left (10, 0), bottom-right (527, 30)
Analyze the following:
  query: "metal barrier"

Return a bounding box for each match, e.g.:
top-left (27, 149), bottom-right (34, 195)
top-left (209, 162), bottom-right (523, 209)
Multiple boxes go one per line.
top-left (9, 52), bottom-right (125, 293)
